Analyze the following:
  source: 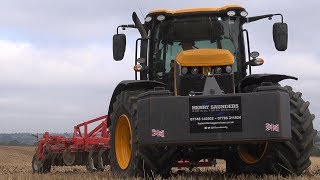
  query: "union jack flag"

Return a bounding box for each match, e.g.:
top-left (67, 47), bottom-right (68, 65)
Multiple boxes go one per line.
top-left (265, 123), bottom-right (280, 132)
top-left (152, 129), bottom-right (165, 137)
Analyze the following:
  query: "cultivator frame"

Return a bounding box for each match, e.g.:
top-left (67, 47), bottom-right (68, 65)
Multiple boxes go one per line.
top-left (33, 114), bottom-right (217, 173)
top-left (32, 115), bottom-right (110, 173)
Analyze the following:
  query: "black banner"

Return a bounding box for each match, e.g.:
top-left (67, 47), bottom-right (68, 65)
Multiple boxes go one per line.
top-left (189, 96), bottom-right (242, 133)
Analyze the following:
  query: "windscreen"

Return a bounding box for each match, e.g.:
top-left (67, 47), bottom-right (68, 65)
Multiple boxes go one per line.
top-left (151, 16), bottom-right (241, 80)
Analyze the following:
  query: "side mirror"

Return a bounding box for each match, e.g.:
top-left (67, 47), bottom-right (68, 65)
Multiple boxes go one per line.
top-left (273, 23), bottom-right (288, 51)
top-left (113, 34), bottom-right (126, 61)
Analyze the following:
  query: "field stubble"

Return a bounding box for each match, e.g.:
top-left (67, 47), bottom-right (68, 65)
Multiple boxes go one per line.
top-left (0, 145), bottom-right (320, 180)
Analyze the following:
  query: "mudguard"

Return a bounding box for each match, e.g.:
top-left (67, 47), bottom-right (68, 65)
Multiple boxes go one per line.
top-left (107, 80), bottom-right (165, 126)
top-left (238, 74), bottom-right (297, 92)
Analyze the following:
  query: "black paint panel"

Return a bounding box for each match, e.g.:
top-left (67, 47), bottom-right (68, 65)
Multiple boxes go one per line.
top-left (137, 90), bottom-right (291, 145)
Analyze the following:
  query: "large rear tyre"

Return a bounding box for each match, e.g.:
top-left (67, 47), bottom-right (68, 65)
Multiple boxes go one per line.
top-left (227, 85), bottom-right (317, 175)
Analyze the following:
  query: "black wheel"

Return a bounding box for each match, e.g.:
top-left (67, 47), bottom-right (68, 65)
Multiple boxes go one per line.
top-left (227, 85), bottom-right (317, 176)
top-left (109, 90), bottom-right (179, 178)
top-left (32, 153), bottom-right (51, 173)
top-left (109, 90), bottom-right (149, 177)
top-left (32, 153), bottom-right (41, 173)
top-left (62, 149), bottom-right (75, 166)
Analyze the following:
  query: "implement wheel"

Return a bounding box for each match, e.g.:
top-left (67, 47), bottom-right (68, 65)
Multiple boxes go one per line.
top-left (32, 153), bottom-right (51, 173)
top-left (227, 85), bottom-right (317, 175)
top-left (62, 149), bottom-right (75, 166)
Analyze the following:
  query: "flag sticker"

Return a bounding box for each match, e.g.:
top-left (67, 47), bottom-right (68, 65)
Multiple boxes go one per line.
top-left (265, 123), bottom-right (280, 132)
top-left (151, 129), bottom-right (165, 137)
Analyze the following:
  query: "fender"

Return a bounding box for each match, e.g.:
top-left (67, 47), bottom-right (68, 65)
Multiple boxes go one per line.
top-left (238, 74), bottom-right (297, 92)
top-left (107, 80), bottom-right (165, 126)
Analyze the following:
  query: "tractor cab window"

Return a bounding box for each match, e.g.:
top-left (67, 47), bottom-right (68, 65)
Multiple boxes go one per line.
top-left (159, 39), bottom-right (235, 73)
top-left (151, 15), bottom-right (241, 81)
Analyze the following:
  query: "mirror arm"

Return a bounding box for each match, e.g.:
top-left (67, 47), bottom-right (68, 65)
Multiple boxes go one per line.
top-left (241, 29), bottom-right (252, 75)
top-left (116, 24), bottom-right (136, 34)
top-left (135, 37), bottom-right (149, 80)
top-left (246, 13), bottom-right (284, 23)
top-left (273, 14), bottom-right (284, 23)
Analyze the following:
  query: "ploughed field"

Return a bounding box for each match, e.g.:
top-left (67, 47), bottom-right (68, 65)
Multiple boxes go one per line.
top-left (1, 145), bottom-right (320, 180)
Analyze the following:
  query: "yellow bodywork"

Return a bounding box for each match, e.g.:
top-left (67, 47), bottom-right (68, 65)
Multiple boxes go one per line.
top-left (238, 143), bottom-right (268, 165)
top-left (149, 4), bottom-right (244, 15)
top-left (175, 49), bottom-right (234, 67)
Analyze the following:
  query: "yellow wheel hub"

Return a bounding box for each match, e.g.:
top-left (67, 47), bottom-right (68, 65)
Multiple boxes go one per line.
top-left (115, 114), bottom-right (132, 170)
top-left (238, 143), bottom-right (268, 165)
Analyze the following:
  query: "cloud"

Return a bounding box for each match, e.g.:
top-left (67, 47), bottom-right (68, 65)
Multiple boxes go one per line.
top-left (0, 0), bottom-right (143, 44)
top-left (0, 40), bottom-right (137, 133)
top-left (254, 52), bottom-right (320, 130)
top-left (0, 40), bottom-right (135, 86)
top-left (1, 0), bottom-right (315, 45)
top-left (0, 1), bottom-right (319, 133)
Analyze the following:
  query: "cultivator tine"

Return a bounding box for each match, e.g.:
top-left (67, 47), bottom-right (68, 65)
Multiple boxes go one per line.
top-left (87, 149), bottom-right (97, 172)
top-left (97, 148), bottom-right (106, 171)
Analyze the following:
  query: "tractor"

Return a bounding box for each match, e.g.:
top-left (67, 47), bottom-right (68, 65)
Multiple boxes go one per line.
top-left (109, 5), bottom-right (316, 177)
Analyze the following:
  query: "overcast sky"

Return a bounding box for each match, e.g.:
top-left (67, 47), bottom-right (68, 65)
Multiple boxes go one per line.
top-left (0, 0), bottom-right (319, 133)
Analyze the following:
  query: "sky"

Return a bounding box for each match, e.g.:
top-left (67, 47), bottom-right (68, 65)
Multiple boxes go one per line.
top-left (0, 0), bottom-right (319, 133)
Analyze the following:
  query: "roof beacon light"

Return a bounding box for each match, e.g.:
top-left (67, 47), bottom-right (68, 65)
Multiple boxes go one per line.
top-left (227, 10), bottom-right (236, 17)
top-left (157, 15), bottom-right (166, 21)
top-left (240, 11), bottom-right (248, 17)
top-left (145, 16), bottom-right (152, 22)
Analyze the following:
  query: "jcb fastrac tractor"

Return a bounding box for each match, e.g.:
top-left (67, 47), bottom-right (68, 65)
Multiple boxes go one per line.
top-left (109, 5), bottom-right (316, 177)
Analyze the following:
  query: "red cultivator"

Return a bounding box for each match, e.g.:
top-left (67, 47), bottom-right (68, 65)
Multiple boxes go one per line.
top-left (32, 114), bottom-right (216, 174)
top-left (32, 115), bottom-right (110, 173)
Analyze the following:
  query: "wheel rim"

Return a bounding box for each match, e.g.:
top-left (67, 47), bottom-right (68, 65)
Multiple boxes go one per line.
top-left (238, 142), bottom-right (268, 164)
top-left (115, 114), bottom-right (132, 170)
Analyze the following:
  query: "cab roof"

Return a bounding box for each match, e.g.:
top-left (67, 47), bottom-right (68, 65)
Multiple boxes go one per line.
top-left (148, 4), bottom-right (245, 16)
